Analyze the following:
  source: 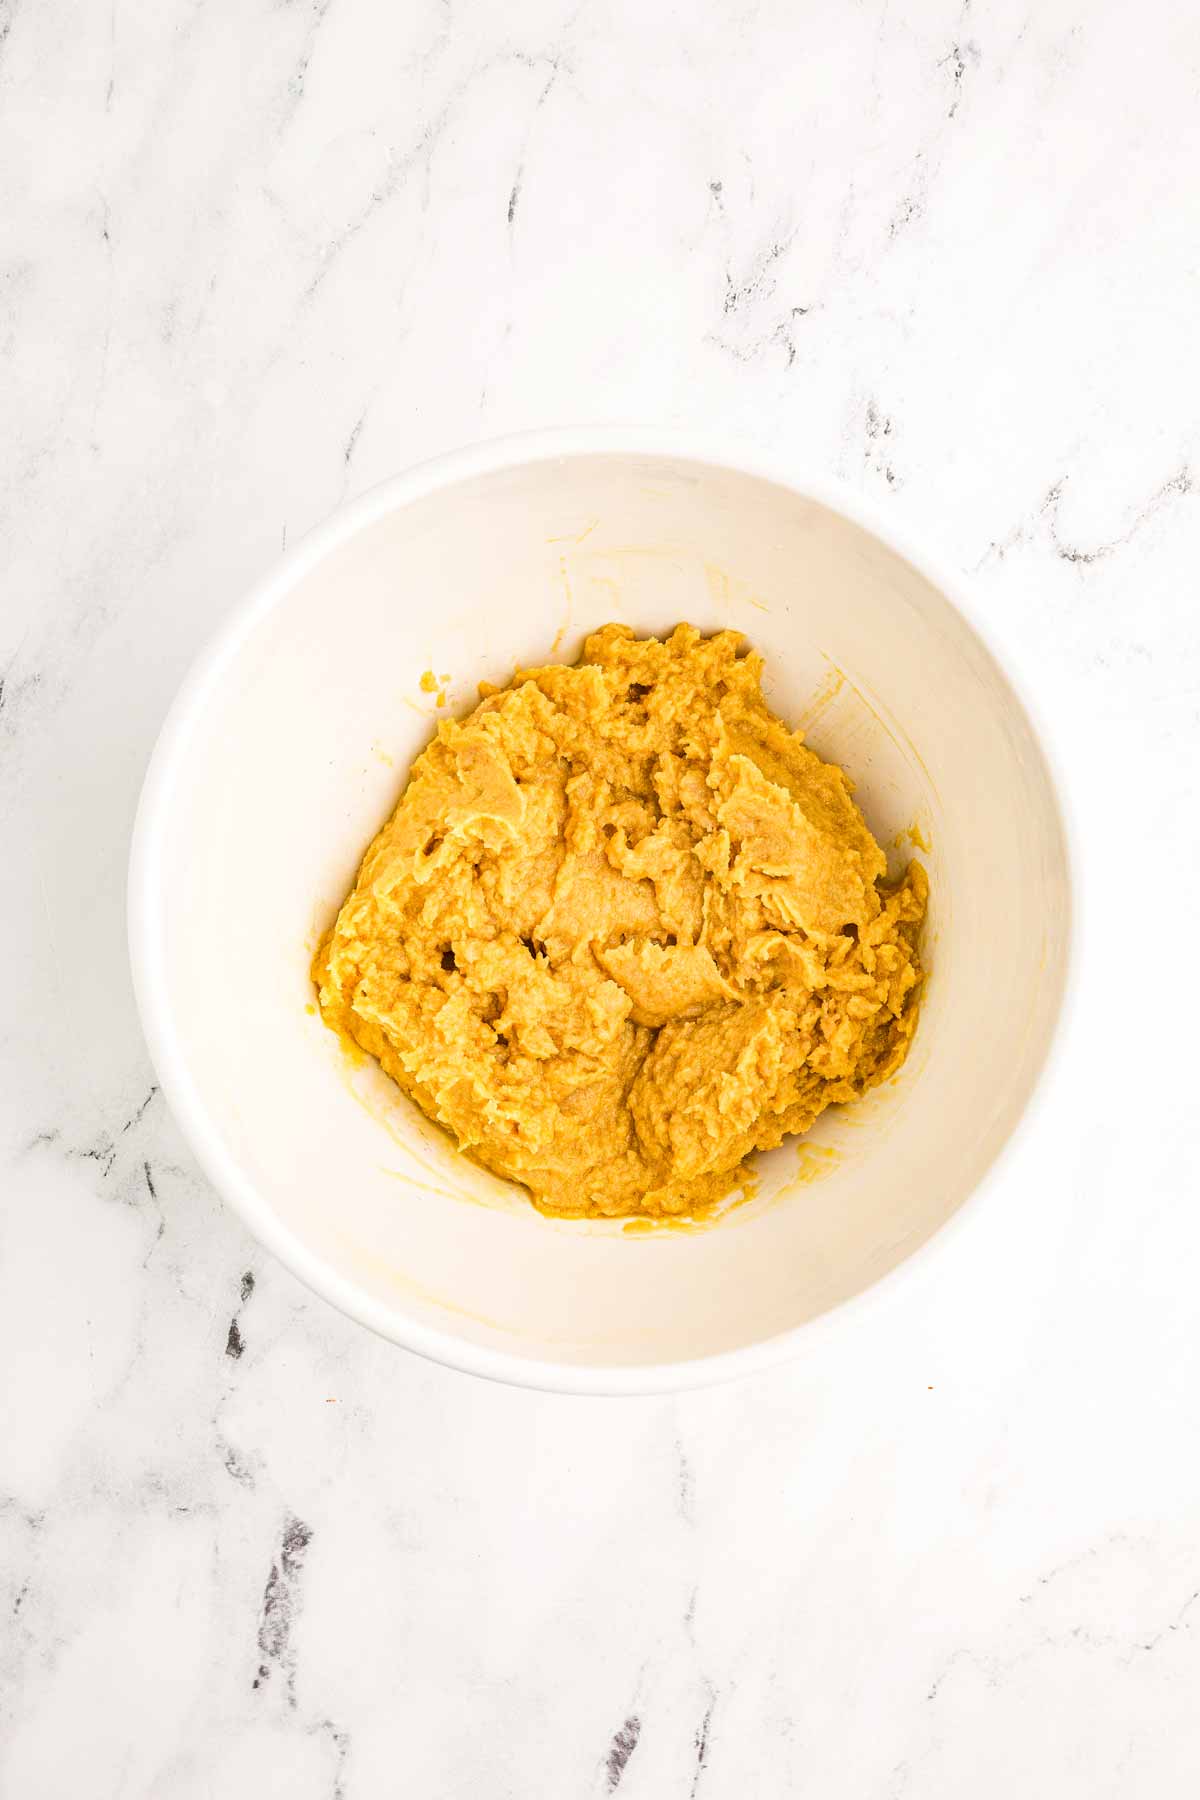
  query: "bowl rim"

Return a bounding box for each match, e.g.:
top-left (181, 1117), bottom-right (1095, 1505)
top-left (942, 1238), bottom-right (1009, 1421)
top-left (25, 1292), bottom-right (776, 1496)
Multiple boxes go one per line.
top-left (127, 424), bottom-right (1079, 1396)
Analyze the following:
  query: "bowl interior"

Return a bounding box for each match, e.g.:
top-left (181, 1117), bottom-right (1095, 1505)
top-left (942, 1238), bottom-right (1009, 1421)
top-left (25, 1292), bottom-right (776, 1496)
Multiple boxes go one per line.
top-left (142, 450), bottom-right (1070, 1374)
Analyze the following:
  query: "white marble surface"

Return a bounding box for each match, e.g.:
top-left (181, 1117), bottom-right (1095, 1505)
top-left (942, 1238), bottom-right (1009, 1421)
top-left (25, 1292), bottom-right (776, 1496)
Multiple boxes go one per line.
top-left (3, 0), bottom-right (1200, 1792)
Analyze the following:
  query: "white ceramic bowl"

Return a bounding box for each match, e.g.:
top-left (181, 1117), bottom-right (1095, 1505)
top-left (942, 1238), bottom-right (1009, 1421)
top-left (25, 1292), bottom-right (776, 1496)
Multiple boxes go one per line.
top-left (129, 429), bottom-right (1072, 1393)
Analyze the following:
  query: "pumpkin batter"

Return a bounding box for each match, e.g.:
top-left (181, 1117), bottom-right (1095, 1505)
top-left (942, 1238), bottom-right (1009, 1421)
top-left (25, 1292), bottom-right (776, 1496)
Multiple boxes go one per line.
top-left (313, 625), bottom-right (927, 1219)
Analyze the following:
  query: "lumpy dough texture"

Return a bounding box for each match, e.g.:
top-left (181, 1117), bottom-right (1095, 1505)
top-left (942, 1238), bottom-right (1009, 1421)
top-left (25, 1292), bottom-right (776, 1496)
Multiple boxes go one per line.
top-left (314, 625), bottom-right (927, 1219)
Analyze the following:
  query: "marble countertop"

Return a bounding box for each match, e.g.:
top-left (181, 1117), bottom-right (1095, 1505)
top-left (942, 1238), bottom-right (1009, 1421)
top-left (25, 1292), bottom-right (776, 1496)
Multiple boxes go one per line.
top-left (4, 0), bottom-right (1200, 1793)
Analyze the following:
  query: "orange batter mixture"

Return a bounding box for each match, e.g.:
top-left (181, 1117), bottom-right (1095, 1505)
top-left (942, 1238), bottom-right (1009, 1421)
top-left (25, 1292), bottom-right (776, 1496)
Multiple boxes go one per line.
top-left (314, 625), bottom-right (926, 1218)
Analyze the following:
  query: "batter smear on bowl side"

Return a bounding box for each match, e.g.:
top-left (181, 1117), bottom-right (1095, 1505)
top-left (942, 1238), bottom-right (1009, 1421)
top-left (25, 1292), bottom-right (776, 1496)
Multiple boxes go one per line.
top-left (313, 625), bottom-right (927, 1219)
